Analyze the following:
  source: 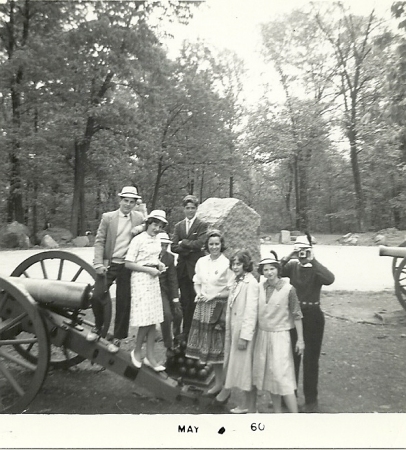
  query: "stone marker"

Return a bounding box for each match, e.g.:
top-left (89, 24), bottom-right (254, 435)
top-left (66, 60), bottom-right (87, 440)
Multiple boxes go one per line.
top-left (1, 221), bottom-right (31, 249)
top-left (197, 197), bottom-right (261, 266)
top-left (41, 234), bottom-right (59, 249)
top-left (280, 230), bottom-right (291, 244)
top-left (72, 236), bottom-right (90, 247)
top-left (374, 234), bottom-right (387, 246)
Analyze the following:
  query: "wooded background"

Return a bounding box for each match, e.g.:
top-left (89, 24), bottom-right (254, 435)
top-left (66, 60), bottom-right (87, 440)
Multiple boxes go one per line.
top-left (1, 0), bottom-right (406, 239)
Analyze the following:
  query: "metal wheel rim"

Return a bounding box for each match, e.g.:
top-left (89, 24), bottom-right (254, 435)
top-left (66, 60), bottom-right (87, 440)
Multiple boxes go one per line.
top-left (394, 258), bottom-right (406, 312)
top-left (0, 277), bottom-right (50, 413)
top-left (392, 241), bottom-right (406, 283)
top-left (10, 250), bottom-right (111, 369)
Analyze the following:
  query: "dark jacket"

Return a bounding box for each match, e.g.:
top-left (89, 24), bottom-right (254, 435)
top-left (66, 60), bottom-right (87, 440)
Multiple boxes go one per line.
top-left (280, 258), bottom-right (335, 305)
top-left (159, 251), bottom-right (179, 301)
top-left (171, 217), bottom-right (208, 280)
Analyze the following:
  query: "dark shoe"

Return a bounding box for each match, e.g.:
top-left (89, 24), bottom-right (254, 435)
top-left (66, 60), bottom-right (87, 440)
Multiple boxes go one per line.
top-left (303, 401), bottom-right (319, 413)
top-left (205, 385), bottom-right (222, 397)
top-left (86, 327), bottom-right (100, 342)
top-left (214, 391), bottom-right (231, 405)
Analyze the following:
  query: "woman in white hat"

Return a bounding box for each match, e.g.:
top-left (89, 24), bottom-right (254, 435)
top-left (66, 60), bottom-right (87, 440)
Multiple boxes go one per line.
top-left (125, 210), bottom-right (168, 371)
top-left (252, 252), bottom-right (304, 413)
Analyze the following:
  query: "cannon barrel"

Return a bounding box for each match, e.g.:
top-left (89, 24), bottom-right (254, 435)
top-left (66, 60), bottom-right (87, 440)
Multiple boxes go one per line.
top-left (6, 277), bottom-right (92, 310)
top-left (379, 245), bottom-right (406, 258)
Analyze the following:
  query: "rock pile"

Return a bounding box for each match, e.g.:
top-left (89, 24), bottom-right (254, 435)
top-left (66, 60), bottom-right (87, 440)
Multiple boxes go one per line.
top-left (0, 221), bottom-right (31, 249)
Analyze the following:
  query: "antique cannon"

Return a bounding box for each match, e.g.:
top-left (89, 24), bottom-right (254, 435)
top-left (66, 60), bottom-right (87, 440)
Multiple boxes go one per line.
top-left (0, 251), bottom-right (211, 413)
top-left (379, 243), bottom-right (406, 311)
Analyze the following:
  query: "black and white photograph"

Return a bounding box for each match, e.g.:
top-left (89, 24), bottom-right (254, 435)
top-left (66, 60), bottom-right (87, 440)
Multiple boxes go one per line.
top-left (0, 0), bottom-right (405, 447)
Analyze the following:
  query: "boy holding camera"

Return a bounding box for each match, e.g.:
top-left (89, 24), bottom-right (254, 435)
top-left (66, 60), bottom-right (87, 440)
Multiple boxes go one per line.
top-left (280, 234), bottom-right (335, 412)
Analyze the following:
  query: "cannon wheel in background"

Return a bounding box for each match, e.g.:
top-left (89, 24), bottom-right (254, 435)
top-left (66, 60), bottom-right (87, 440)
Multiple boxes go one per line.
top-left (395, 257), bottom-right (406, 311)
top-left (10, 250), bottom-right (112, 370)
top-left (392, 241), bottom-right (406, 279)
top-left (0, 277), bottom-right (50, 413)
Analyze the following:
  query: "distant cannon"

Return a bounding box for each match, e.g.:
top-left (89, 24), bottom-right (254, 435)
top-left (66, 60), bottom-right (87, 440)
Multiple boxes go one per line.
top-left (379, 243), bottom-right (406, 311)
top-left (0, 251), bottom-right (213, 413)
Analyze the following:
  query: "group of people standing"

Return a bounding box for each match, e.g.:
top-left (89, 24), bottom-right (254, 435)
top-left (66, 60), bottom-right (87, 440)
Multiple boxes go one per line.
top-left (89, 186), bottom-right (335, 413)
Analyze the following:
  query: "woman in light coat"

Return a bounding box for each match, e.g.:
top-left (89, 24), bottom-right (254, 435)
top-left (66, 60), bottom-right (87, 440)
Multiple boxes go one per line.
top-left (215, 250), bottom-right (259, 414)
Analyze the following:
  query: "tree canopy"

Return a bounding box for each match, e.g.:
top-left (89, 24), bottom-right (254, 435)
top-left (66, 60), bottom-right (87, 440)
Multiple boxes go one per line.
top-left (0, 0), bottom-right (405, 239)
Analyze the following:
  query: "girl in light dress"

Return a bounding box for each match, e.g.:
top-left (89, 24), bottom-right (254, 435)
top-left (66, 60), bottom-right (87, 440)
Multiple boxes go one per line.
top-left (125, 210), bottom-right (168, 372)
top-left (215, 250), bottom-right (259, 414)
top-left (253, 252), bottom-right (304, 413)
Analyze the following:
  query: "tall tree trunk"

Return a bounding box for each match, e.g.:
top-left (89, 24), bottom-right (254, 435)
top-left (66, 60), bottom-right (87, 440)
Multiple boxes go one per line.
top-left (347, 123), bottom-right (365, 232)
top-left (151, 155), bottom-right (164, 210)
top-left (285, 162), bottom-right (294, 228)
top-left (70, 72), bottom-right (114, 236)
top-left (7, 0), bottom-right (27, 224)
top-left (293, 154), bottom-right (301, 230)
top-left (297, 148), bottom-right (311, 231)
top-left (200, 169), bottom-right (205, 201)
top-left (71, 136), bottom-right (88, 236)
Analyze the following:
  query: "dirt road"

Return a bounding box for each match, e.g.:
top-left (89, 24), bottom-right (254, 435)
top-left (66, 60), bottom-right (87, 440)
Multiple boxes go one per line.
top-left (1, 246), bottom-right (406, 448)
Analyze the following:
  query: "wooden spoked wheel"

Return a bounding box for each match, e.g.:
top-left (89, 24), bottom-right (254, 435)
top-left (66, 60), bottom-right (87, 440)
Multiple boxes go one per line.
top-left (395, 258), bottom-right (406, 312)
top-left (392, 241), bottom-right (406, 277)
top-left (10, 251), bottom-right (112, 369)
top-left (0, 277), bottom-right (50, 413)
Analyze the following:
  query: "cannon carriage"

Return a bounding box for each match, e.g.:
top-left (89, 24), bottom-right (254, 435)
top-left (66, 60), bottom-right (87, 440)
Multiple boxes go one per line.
top-left (0, 251), bottom-right (211, 413)
top-left (379, 243), bottom-right (406, 311)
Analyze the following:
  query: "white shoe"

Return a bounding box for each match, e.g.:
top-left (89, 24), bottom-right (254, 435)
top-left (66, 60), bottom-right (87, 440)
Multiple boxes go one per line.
top-left (143, 357), bottom-right (165, 372)
top-left (130, 350), bottom-right (142, 368)
top-left (106, 342), bottom-right (119, 354)
top-left (230, 407), bottom-right (248, 414)
top-left (86, 328), bottom-right (100, 342)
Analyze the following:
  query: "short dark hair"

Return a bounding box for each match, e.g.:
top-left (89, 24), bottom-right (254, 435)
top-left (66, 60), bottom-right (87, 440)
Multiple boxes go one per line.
top-left (182, 194), bottom-right (199, 207)
top-left (257, 262), bottom-right (281, 276)
top-left (145, 217), bottom-right (166, 229)
top-left (230, 250), bottom-right (253, 273)
top-left (204, 229), bottom-right (226, 252)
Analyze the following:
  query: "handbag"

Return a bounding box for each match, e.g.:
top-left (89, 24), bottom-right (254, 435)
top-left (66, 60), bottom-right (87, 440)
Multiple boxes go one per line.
top-left (209, 300), bottom-right (226, 325)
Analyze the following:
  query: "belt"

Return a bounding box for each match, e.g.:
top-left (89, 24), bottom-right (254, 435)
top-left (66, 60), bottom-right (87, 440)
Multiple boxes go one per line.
top-left (301, 301), bottom-right (320, 306)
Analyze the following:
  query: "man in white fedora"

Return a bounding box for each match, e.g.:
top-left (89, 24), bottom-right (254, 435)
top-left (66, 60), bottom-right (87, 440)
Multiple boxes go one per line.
top-left (89, 185), bottom-right (145, 351)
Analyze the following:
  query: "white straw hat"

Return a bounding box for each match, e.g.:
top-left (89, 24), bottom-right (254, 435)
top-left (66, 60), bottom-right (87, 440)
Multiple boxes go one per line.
top-left (118, 186), bottom-right (141, 199)
top-left (294, 235), bottom-right (312, 250)
top-left (147, 209), bottom-right (168, 224)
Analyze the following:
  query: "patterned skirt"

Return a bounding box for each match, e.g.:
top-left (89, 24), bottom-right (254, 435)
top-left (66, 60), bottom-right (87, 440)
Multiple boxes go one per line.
top-left (185, 299), bottom-right (226, 364)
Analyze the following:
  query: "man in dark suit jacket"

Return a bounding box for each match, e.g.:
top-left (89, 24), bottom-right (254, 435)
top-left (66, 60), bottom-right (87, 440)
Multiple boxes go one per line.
top-left (158, 232), bottom-right (183, 351)
top-left (89, 186), bottom-right (145, 351)
top-left (171, 195), bottom-right (208, 336)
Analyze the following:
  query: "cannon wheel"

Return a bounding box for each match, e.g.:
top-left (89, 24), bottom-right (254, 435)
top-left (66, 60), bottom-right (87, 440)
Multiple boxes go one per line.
top-left (392, 241), bottom-right (406, 278)
top-left (0, 277), bottom-right (50, 413)
top-left (395, 257), bottom-right (406, 311)
top-left (10, 250), bottom-right (111, 369)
